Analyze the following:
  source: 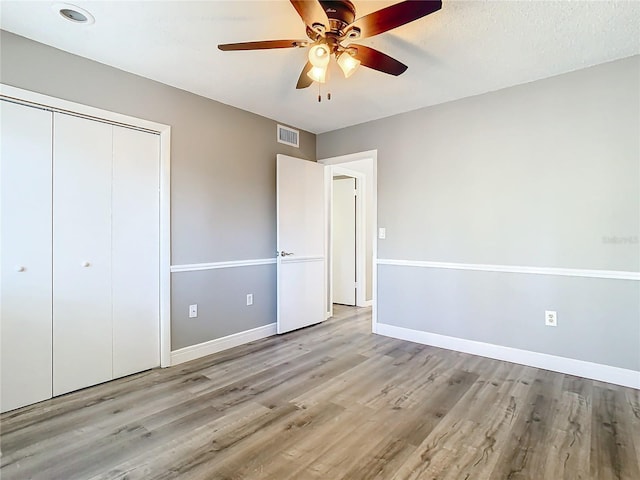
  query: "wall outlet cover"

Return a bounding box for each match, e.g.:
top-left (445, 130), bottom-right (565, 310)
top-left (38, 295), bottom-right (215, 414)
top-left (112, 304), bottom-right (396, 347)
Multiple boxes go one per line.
top-left (545, 310), bottom-right (557, 327)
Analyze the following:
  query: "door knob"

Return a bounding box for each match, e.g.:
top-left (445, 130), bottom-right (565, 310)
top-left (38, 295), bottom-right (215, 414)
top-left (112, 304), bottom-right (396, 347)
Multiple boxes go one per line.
top-left (82, 261), bottom-right (91, 267)
top-left (279, 251), bottom-right (294, 257)
top-left (16, 266), bottom-right (25, 272)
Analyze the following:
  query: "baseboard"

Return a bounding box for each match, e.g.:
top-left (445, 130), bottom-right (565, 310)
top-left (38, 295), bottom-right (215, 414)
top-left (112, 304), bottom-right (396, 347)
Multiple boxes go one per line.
top-left (359, 300), bottom-right (373, 307)
top-left (376, 323), bottom-right (640, 389)
top-left (170, 323), bottom-right (277, 366)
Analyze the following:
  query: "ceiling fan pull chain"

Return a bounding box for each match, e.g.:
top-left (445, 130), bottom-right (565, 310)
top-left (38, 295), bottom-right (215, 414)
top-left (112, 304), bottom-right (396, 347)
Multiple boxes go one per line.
top-left (328, 92), bottom-right (331, 101)
top-left (318, 82), bottom-right (321, 102)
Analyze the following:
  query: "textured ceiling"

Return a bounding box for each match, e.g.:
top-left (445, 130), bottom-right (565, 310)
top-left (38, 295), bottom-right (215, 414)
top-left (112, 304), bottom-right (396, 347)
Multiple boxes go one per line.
top-left (1, 1), bottom-right (638, 133)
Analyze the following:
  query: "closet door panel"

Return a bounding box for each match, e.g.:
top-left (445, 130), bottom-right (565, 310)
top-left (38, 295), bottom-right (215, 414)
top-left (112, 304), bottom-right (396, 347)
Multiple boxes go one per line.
top-left (0, 101), bottom-right (53, 412)
top-left (53, 114), bottom-right (112, 396)
top-left (112, 127), bottom-right (160, 377)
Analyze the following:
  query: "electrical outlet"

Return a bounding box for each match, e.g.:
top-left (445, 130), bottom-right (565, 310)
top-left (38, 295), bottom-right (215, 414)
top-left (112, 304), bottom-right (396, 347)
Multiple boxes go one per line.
top-left (545, 310), bottom-right (557, 327)
top-left (246, 294), bottom-right (253, 306)
top-left (189, 304), bottom-right (198, 318)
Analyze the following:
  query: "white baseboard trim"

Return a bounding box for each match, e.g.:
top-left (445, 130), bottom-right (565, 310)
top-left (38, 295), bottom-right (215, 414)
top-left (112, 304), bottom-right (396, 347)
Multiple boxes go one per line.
top-left (170, 258), bottom-right (275, 273)
top-left (376, 323), bottom-right (640, 389)
top-left (359, 300), bottom-right (373, 307)
top-left (376, 259), bottom-right (640, 281)
top-left (170, 323), bottom-right (277, 366)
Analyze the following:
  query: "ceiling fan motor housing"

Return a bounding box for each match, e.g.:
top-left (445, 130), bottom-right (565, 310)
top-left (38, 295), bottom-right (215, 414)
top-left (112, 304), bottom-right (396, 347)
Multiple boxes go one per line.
top-left (319, 0), bottom-right (356, 36)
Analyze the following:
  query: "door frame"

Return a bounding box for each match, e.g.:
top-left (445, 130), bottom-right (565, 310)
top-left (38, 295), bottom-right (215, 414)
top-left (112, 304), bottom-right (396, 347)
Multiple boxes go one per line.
top-left (319, 150), bottom-right (378, 332)
top-left (330, 166), bottom-right (365, 311)
top-left (0, 84), bottom-right (172, 367)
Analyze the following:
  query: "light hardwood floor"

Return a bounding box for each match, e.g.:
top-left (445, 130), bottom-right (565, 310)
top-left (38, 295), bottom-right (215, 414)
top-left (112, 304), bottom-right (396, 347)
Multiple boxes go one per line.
top-left (1, 305), bottom-right (639, 479)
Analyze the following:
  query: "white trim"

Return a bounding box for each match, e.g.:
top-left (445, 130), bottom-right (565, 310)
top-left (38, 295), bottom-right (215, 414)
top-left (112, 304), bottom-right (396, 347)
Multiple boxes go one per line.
top-left (324, 166), bottom-right (333, 319)
top-left (377, 259), bottom-right (640, 281)
top-left (171, 258), bottom-right (276, 273)
top-left (319, 150), bottom-right (378, 166)
top-left (376, 323), bottom-right (640, 389)
top-left (170, 324), bottom-right (277, 366)
top-left (1, 84), bottom-right (165, 133)
top-left (372, 153), bottom-right (378, 331)
top-left (159, 121), bottom-right (172, 367)
top-left (1, 84), bottom-right (173, 369)
top-left (281, 255), bottom-right (324, 264)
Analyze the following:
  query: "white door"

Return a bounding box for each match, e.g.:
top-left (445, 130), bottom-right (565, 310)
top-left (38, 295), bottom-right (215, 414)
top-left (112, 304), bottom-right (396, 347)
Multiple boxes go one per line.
top-left (112, 126), bottom-right (160, 377)
top-left (53, 114), bottom-right (113, 396)
top-left (0, 101), bottom-right (53, 413)
top-left (332, 177), bottom-right (356, 305)
top-left (276, 154), bottom-right (326, 334)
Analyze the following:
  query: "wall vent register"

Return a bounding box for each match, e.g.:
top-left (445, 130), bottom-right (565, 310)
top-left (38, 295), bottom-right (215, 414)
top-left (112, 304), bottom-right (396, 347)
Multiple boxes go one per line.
top-left (277, 124), bottom-right (299, 148)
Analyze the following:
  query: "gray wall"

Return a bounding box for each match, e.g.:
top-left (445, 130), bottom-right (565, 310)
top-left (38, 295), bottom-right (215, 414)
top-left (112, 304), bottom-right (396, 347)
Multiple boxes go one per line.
top-left (171, 266), bottom-right (276, 350)
top-left (1, 31), bottom-right (315, 350)
top-left (318, 56), bottom-right (640, 371)
top-left (4, 29), bottom-right (638, 370)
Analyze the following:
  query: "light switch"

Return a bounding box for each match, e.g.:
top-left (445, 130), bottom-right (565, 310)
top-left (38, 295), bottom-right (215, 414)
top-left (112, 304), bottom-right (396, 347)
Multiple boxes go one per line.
top-left (378, 227), bottom-right (386, 239)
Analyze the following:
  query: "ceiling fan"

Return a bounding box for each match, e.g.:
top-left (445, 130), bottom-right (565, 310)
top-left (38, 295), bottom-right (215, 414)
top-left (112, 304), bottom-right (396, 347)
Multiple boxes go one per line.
top-left (218, 1), bottom-right (442, 90)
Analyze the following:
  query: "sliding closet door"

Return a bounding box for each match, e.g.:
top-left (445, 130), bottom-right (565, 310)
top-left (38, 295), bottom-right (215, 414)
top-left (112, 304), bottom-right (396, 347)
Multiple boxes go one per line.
top-left (0, 101), bottom-right (53, 412)
top-left (112, 126), bottom-right (160, 377)
top-left (53, 114), bottom-right (113, 396)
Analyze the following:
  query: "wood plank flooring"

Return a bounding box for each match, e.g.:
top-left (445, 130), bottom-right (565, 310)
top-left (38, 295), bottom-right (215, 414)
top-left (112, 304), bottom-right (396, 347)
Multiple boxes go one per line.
top-left (1, 305), bottom-right (638, 479)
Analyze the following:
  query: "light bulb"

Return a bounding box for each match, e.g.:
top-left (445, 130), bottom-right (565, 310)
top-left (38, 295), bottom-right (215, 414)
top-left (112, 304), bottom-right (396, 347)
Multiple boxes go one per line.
top-left (308, 44), bottom-right (330, 68)
top-left (307, 65), bottom-right (327, 83)
top-left (337, 52), bottom-right (360, 78)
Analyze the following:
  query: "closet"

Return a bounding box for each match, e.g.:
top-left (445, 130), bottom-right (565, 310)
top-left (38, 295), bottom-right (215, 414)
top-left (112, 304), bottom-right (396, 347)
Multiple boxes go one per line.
top-left (1, 99), bottom-right (161, 413)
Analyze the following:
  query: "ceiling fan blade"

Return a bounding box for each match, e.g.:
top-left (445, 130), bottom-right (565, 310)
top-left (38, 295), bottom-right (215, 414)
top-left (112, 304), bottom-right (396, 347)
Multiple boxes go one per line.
top-left (296, 62), bottom-right (314, 89)
top-left (350, 44), bottom-right (408, 76)
top-left (350, 0), bottom-right (442, 39)
top-left (290, 0), bottom-right (329, 30)
top-left (218, 40), bottom-right (305, 51)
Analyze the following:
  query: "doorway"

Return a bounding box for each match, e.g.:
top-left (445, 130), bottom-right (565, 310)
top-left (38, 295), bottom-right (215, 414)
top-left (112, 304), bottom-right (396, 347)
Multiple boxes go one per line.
top-left (332, 173), bottom-right (357, 306)
top-left (319, 151), bottom-right (377, 330)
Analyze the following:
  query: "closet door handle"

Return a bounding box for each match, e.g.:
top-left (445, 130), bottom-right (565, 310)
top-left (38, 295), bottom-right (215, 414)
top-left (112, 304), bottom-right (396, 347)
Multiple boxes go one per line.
top-left (82, 261), bottom-right (91, 267)
top-left (16, 266), bottom-right (25, 272)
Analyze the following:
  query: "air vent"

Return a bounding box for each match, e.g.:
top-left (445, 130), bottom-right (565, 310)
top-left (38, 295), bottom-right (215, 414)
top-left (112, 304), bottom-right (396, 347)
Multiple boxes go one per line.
top-left (277, 124), bottom-right (299, 148)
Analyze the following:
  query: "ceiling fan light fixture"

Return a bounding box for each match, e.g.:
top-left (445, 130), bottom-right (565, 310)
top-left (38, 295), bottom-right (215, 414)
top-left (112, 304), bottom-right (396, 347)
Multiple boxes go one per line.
top-left (308, 43), bottom-right (330, 68)
top-left (307, 65), bottom-right (327, 84)
top-left (337, 52), bottom-right (361, 78)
